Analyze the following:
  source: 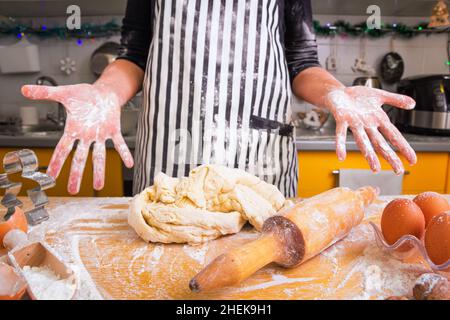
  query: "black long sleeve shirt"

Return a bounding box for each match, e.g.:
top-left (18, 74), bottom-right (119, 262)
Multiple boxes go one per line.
top-left (117, 0), bottom-right (320, 83)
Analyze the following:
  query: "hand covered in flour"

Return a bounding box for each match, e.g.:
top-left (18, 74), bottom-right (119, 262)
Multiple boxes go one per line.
top-left (21, 83), bottom-right (134, 194)
top-left (324, 86), bottom-right (417, 174)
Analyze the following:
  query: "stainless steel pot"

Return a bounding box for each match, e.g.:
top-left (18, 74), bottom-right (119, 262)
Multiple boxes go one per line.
top-left (90, 42), bottom-right (120, 77)
top-left (352, 76), bottom-right (382, 89)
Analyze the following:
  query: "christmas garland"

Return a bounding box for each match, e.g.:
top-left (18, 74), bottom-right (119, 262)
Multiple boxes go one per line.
top-left (313, 20), bottom-right (441, 38)
top-left (0, 19), bottom-right (446, 40)
top-left (0, 20), bottom-right (121, 39)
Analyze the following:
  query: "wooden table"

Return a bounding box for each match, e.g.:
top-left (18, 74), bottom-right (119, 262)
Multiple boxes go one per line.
top-left (2, 196), bottom-right (439, 300)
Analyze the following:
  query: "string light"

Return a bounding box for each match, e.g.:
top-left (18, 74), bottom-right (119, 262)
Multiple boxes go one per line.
top-left (76, 38), bottom-right (83, 46)
top-left (0, 19), bottom-right (444, 41)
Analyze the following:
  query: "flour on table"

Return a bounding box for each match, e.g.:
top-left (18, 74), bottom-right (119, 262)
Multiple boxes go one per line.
top-left (238, 274), bottom-right (317, 293)
top-left (183, 243), bottom-right (209, 265)
top-left (318, 211), bottom-right (429, 300)
top-left (22, 266), bottom-right (76, 300)
top-left (134, 245), bottom-right (165, 275)
top-left (352, 245), bottom-right (426, 299)
top-left (27, 198), bottom-right (131, 300)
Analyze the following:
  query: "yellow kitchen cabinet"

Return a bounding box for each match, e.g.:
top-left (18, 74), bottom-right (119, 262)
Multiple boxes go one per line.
top-left (0, 147), bottom-right (123, 197)
top-left (297, 151), bottom-right (449, 197)
top-left (446, 155), bottom-right (450, 194)
top-left (95, 150), bottom-right (124, 197)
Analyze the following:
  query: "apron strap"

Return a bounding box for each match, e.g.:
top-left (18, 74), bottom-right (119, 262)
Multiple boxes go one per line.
top-left (249, 115), bottom-right (294, 137)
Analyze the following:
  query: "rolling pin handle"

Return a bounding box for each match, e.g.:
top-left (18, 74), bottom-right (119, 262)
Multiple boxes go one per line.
top-left (189, 233), bottom-right (280, 292)
top-left (189, 279), bottom-right (200, 293)
top-left (190, 216), bottom-right (305, 292)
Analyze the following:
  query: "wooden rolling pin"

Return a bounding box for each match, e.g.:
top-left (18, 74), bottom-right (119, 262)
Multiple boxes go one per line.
top-left (189, 186), bottom-right (377, 292)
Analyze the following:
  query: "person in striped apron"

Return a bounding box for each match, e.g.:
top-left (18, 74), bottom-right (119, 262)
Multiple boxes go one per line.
top-left (22, 0), bottom-right (417, 198)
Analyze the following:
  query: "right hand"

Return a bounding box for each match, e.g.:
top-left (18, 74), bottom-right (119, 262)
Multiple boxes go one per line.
top-left (21, 83), bottom-right (134, 194)
top-left (324, 86), bottom-right (417, 175)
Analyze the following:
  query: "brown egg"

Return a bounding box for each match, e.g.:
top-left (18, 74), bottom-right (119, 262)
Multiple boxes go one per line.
top-left (413, 192), bottom-right (450, 226)
top-left (425, 212), bottom-right (450, 266)
top-left (381, 198), bottom-right (425, 245)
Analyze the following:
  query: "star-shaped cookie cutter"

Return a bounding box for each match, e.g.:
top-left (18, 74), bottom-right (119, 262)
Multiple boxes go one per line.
top-left (0, 149), bottom-right (55, 225)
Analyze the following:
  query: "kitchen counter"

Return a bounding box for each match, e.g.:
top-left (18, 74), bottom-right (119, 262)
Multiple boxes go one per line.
top-left (295, 127), bottom-right (450, 152)
top-left (2, 195), bottom-right (442, 300)
top-left (0, 127), bottom-right (448, 152)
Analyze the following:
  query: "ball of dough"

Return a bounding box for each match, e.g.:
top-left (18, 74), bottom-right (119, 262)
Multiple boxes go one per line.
top-left (128, 165), bottom-right (287, 244)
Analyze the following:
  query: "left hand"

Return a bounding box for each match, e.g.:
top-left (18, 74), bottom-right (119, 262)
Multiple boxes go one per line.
top-left (324, 86), bottom-right (417, 175)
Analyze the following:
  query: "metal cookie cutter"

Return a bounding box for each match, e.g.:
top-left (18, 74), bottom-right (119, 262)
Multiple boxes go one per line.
top-left (0, 149), bottom-right (55, 225)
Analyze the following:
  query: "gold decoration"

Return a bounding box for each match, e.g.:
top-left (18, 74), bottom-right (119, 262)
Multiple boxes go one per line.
top-left (429, 0), bottom-right (450, 28)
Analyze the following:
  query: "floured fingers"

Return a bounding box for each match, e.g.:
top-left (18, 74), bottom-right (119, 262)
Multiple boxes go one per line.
top-left (21, 85), bottom-right (67, 104)
top-left (112, 134), bottom-right (134, 168)
top-left (379, 122), bottom-right (417, 166)
top-left (366, 127), bottom-right (404, 175)
top-left (93, 142), bottom-right (106, 190)
top-left (47, 134), bottom-right (74, 178)
top-left (351, 126), bottom-right (381, 173)
top-left (68, 141), bottom-right (90, 194)
top-left (335, 121), bottom-right (348, 161)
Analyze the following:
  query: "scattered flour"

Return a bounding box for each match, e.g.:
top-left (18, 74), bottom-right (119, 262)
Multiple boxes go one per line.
top-left (183, 243), bottom-right (209, 265)
top-left (150, 245), bottom-right (164, 264)
top-left (319, 215), bottom-right (429, 300)
top-left (22, 266), bottom-right (76, 300)
top-left (311, 210), bottom-right (329, 225)
top-left (134, 244), bottom-right (165, 275)
top-left (351, 245), bottom-right (426, 299)
top-left (238, 274), bottom-right (316, 293)
top-left (27, 198), bottom-right (131, 300)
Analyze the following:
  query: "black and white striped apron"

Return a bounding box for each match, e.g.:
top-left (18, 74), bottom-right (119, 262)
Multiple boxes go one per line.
top-left (133, 0), bottom-right (298, 197)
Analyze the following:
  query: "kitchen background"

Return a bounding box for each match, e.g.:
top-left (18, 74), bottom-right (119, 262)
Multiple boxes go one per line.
top-left (0, 0), bottom-right (449, 117)
top-left (0, 0), bottom-right (449, 197)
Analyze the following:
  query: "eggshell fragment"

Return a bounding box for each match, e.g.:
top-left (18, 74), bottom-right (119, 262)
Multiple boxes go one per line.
top-left (424, 212), bottom-right (450, 266)
top-left (413, 192), bottom-right (450, 226)
top-left (381, 198), bottom-right (425, 245)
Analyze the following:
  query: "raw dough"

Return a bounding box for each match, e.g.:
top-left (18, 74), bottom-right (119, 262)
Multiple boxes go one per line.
top-left (128, 165), bottom-right (287, 244)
